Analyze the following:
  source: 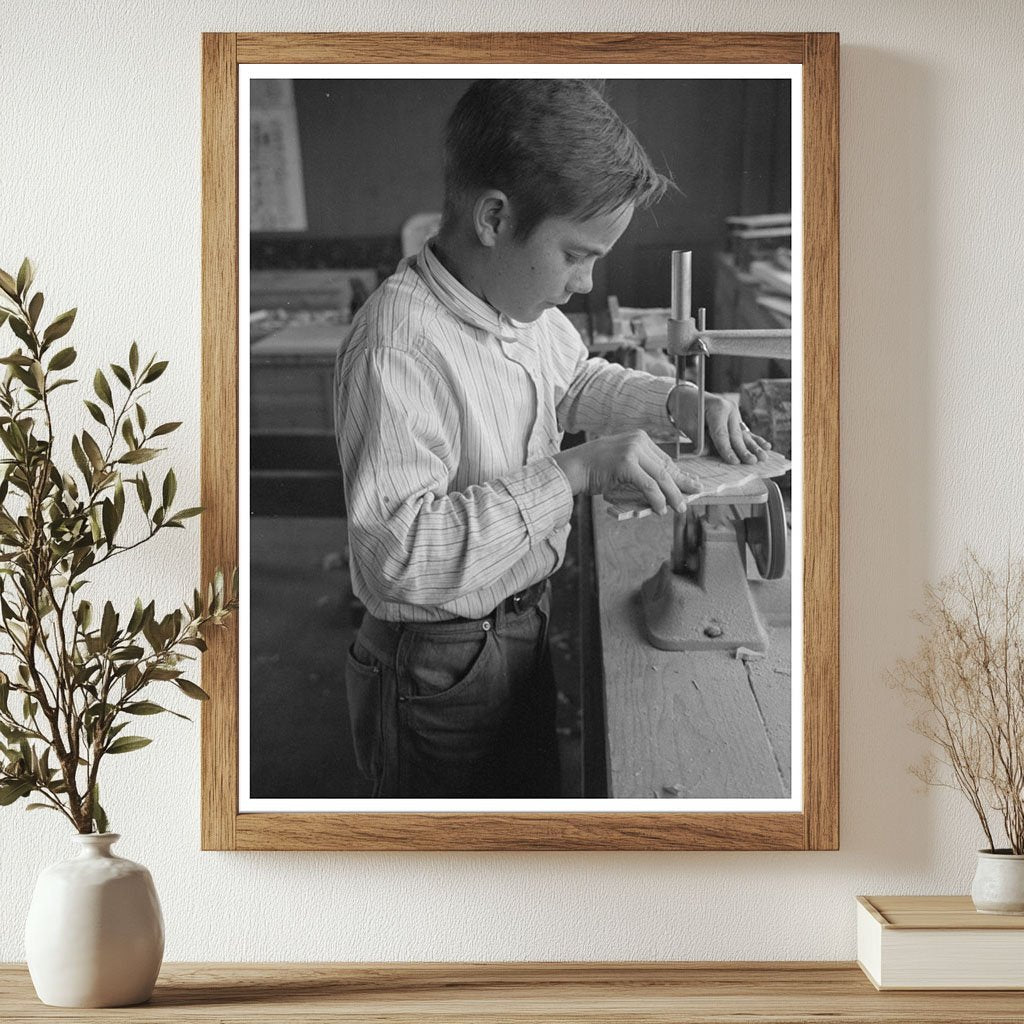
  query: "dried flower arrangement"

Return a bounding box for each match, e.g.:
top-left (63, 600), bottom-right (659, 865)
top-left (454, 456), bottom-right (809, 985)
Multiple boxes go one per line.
top-left (894, 551), bottom-right (1024, 854)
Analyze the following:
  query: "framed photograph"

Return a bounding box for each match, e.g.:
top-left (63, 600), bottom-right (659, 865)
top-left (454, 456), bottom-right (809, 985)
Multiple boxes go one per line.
top-left (201, 32), bottom-right (838, 850)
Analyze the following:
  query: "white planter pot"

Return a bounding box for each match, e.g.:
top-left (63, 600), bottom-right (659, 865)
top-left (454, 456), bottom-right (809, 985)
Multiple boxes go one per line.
top-left (25, 833), bottom-right (164, 1007)
top-left (971, 849), bottom-right (1024, 915)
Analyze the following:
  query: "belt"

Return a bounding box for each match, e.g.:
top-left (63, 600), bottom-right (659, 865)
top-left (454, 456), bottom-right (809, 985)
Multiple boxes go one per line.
top-left (502, 578), bottom-right (549, 615)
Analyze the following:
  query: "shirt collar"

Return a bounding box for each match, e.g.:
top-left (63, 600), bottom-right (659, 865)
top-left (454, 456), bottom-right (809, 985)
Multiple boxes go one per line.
top-left (416, 241), bottom-right (522, 341)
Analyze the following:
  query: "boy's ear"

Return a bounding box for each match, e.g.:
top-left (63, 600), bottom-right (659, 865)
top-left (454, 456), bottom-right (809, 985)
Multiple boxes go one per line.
top-left (472, 190), bottom-right (513, 248)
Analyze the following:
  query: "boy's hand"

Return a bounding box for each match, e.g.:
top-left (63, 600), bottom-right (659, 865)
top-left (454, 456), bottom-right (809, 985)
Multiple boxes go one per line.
top-left (552, 430), bottom-right (700, 515)
top-left (668, 386), bottom-right (772, 465)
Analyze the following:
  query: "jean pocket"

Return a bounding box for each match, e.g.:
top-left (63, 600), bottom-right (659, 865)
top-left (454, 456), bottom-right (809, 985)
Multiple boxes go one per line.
top-left (398, 628), bottom-right (508, 760)
top-left (344, 643), bottom-right (383, 781)
top-left (399, 628), bottom-right (501, 704)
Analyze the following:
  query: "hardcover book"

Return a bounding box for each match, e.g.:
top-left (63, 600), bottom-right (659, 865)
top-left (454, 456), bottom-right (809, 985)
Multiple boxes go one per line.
top-left (857, 895), bottom-right (1024, 990)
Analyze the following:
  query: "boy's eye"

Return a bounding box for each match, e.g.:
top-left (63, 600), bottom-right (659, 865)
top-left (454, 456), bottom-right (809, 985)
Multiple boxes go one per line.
top-left (564, 252), bottom-right (586, 265)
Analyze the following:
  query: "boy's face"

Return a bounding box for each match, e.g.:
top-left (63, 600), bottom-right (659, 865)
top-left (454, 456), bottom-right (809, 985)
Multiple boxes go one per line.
top-left (485, 203), bottom-right (634, 323)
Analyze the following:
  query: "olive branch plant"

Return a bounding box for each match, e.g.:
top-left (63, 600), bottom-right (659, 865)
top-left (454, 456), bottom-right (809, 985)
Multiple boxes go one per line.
top-left (0, 259), bottom-right (236, 834)
top-left (894, 551), bottom-right (1024, 854)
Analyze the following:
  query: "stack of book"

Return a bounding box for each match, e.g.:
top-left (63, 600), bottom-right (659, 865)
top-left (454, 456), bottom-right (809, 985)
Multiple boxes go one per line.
top-left (857, 895), bottom-right (1024, 990)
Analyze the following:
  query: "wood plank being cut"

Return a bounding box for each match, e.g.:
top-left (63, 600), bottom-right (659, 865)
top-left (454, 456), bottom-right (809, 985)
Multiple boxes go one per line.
top-left (605, 449), bottom-right (791, 521)
top-left (592, 499), bottom-right (790, 799)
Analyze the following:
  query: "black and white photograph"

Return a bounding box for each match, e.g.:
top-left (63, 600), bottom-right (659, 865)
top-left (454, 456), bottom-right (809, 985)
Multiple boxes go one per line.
top-left (242, 67), bottom-right (801, 811)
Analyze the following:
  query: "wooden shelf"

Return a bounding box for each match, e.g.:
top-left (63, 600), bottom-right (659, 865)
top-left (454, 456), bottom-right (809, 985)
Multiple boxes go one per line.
top-left (3, 962), bottom-right (1023, 1022)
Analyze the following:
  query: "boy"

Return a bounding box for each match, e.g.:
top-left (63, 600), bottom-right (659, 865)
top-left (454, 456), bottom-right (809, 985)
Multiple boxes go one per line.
top-left (334, 79), bottom-right (767, 799)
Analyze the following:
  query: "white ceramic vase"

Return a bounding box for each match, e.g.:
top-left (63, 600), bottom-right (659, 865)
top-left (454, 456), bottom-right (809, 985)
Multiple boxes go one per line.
top-left (25, 833), bottom-right (164, 1007)
top-left (970, 849), bottom-right (1024, 915)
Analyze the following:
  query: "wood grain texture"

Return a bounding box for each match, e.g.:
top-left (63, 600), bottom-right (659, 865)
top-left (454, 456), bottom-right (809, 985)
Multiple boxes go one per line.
top-left (801, 32), bottom-right (841, 852)
top-left (236, 32), bottom-right (806, 64)
top-left (234, 810), bottom-right (806, 851)
top-left (3, 962), bottom-right (1023, 1023)
top-left (861, 895), bottom-right (1024, 930)
top-left (201, 32), bottom-right (840, 850)
top-left (592, 503), bottom-right (789, 800)
top-left (200, 33), bottom-right (239, 852)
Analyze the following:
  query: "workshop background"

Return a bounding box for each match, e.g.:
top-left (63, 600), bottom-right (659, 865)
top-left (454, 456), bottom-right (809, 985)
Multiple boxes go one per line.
top-left (3, 0), bottom-right (1022, 961)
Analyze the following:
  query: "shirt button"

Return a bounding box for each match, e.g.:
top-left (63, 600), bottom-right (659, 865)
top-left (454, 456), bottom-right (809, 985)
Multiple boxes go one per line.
top-left (482, 620), bottom-right (492, 632)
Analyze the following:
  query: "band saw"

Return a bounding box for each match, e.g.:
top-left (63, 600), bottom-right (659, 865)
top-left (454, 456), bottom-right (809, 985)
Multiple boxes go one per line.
top-left (608, 250), bottom-right (793, 653)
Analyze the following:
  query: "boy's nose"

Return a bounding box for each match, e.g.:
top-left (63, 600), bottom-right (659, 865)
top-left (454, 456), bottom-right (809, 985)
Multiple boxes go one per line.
top-left (570, 267), bottom-right (594, 295)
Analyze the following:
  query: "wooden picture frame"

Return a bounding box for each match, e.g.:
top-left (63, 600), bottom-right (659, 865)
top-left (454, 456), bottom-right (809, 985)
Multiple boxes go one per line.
top-left (201, 32), bottom-right (838, 851)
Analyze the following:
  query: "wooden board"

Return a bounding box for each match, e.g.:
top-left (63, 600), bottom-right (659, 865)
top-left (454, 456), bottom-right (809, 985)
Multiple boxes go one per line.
top-left (593, 500), bottom-right (790, 798)
top-left (605, 450), bottom-right (791, 521)
top-left (4, 962), bottom-right (1024, 1022)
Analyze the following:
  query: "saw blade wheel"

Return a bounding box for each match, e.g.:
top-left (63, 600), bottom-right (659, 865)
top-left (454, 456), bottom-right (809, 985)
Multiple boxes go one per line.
top-left (743, 478), bottom-right (787, 580)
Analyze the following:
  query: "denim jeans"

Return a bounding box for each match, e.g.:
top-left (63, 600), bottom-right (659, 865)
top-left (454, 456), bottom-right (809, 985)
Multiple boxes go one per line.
top-left (345, 591), bottom-right (560, 798)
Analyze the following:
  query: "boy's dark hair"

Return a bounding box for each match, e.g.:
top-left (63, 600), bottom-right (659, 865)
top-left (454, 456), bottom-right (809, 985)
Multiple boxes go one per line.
top-left (442, 79), bottom-right (670, 239)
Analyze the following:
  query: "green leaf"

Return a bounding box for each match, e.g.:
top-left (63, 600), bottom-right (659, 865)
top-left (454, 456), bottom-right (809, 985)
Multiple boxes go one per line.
top-left (77, 597), bottom-right (94, 629)
top-left (162, 468), bottom-right (176, 508)
top-left (91, 784), bottom-right (108, 834)
top-left (136, 473), bottom-right (152, 513)
top-left (126, 598), bottom-right (145, 635)
top-left (117, 448), bottom-right (157, 465)
top-left (0, 310), bottom-right (9, 330)
top-left (142, 360), bottom-right (168, 383)
top-left (147, 667), bottom-right (181, 680)
top-left (83, 701), bottom-right (115, 729)
top-left (42, 308), bottom-right (76, 344)
top-left (100, 601), bottom-right (117, 647)
top-left (110, 363), bottom-right (131, 389)
top-left (47, 346), bottom-right (76, 371)
top-left (168, 507), bottom-right (202, 524)
top-left (150, 421), bottom-right (181, 438)
top-left (142, 614), bottom-right (162, 653)
top-left (0, 779), bottom-right (33, 805)
top-left (0, 352), bottom-right (33, 366)
top-left (0, 269), bottom-right (18, 300)
top-left (0, 722), bottom-right (28, 743)
top-left (129, 342), bottom-right (139, 375)
top-left (16, 258), bottom-right (34, 298)
top-left (81, 431), bottom-right (105, 472)
top-left (136, 404), bottom-right (147, 432)
top-left (71, 435), bottom-right (92, 483)
top-left (93, 369), bottom-right (113, 409)
top-left (8, 317), bottom-right (32, 345)
top-left (175, 679), bottom-right (210, 701)
top-left (121, 418), bottom-right (137, 450)
top-left (101, 498), bottom-right (116, 547)
top-left (110, 644), bottom-right (144, 661)
top-left (124, 700), bottom-right (189, 721)
top-left (27, 292), bottom-right (43, 329)
top-left (83, 400), bottom-right (107, 427)
top-left (105, 735), bottom-right (152, 755)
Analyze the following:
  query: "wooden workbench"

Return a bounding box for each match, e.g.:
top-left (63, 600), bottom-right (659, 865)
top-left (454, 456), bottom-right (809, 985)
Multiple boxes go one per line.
top-left (592, 499), bottom-right (791, 800)
top-left (3, 962), bottom-right (1022, 1022)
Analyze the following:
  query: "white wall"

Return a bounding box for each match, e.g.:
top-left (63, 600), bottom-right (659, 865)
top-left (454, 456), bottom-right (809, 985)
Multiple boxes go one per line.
top-left (2, 0), bottom-right (1022, 961)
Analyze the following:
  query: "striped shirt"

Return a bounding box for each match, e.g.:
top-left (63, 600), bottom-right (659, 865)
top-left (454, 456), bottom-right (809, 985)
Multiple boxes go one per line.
top-left (334, 242), bottom-right (675, 622)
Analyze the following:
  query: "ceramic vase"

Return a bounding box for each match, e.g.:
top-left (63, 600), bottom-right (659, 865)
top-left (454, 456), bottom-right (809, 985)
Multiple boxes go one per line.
top-left (24, 833), bottom-right (164, 1007)
top-left (970, 849), bottom-right (1024, 914)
